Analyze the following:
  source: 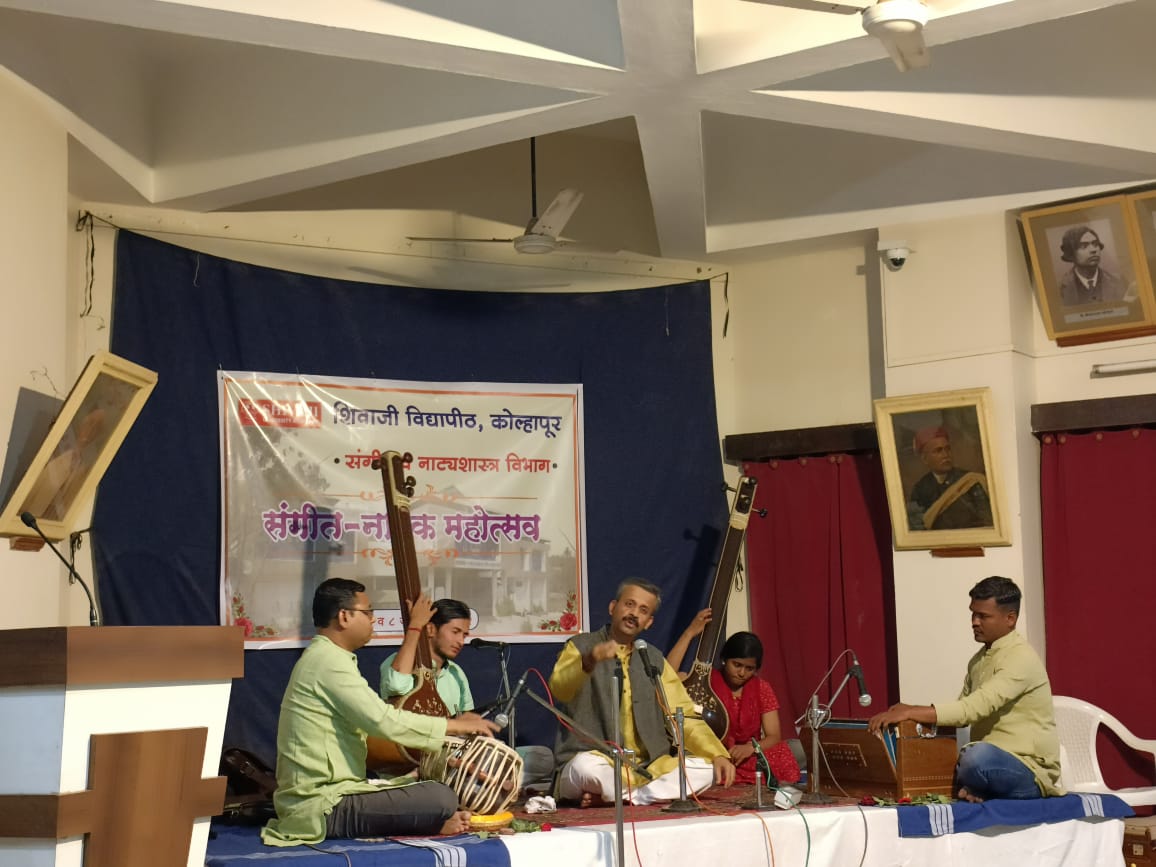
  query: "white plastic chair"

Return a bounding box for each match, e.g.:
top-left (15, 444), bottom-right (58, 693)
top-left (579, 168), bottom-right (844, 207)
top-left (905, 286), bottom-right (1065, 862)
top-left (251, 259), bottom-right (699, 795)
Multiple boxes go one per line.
top-left (1053, 695), bottom-right (1156, 806)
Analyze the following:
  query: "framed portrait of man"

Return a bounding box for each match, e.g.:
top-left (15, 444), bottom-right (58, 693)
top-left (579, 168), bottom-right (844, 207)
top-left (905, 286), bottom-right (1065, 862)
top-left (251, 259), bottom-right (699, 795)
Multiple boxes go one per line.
top-left (0, 351), bottom-right (158, 543)
top-left (1020, 194), bottom-right (1155, 343)
top-left (873, 387), bottom-right (1010, 550)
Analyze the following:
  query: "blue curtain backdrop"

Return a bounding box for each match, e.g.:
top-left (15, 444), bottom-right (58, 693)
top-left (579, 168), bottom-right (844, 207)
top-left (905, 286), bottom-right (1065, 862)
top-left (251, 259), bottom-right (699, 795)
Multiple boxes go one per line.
top-left (93, 231), bottom-right (726, 764)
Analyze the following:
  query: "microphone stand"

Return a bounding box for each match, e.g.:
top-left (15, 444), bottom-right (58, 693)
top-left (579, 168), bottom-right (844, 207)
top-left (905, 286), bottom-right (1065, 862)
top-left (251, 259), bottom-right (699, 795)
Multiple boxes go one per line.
top-left (21, 513), bottom-right (100, 626)
top-left (612, 673), bottom-right (626, 867)
top-left (523, 688), bottom-right (651, 867)
top-left (633, 641), bottom-right (699, 813)
top-left (523, 689), bottom-right (654, 784)
top-left (661, 707), bottom-right (700, 813)
top-left (494, 646), bottom-right (515, 747)
top-left (797, 650), bottom-right (858, 804)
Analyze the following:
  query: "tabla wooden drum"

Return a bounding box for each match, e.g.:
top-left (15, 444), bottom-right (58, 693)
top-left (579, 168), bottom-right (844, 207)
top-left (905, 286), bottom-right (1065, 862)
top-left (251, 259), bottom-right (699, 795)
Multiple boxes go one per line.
top-left (419, 735), bottom-right (523, 815)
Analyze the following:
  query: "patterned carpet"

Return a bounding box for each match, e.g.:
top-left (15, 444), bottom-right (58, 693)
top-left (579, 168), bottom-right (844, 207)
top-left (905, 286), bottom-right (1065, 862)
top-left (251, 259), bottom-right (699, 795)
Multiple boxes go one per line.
top-left (510, 783), bottom-right (854, 828)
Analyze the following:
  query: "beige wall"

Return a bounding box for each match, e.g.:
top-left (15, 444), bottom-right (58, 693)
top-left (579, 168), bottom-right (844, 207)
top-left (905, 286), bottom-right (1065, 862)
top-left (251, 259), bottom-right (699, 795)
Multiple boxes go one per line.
top-left (877, 211), bottom-right (1156, 705)
top-left (0, 72), bottom-right (72, 627)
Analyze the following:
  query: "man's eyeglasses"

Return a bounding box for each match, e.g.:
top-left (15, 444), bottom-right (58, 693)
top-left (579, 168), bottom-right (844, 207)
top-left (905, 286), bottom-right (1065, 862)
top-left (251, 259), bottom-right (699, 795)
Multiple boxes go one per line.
top-left (345, 607), bottom-right (375, 617)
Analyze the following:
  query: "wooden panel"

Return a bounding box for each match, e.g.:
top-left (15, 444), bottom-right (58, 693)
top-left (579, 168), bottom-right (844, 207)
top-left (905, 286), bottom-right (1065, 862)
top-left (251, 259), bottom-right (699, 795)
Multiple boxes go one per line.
top-left (0, 626), bottom-right (243, 688)
top-left (0, 792), bottom-right (92, 838)
top-left (724, 422), bottom-right (878, 462)
top-left (1032, 393), bottom-right (1156, 434)
top-left (0, 729), bottom-right (225, 862)
top-left (84, 728), bottom-right (226, 867)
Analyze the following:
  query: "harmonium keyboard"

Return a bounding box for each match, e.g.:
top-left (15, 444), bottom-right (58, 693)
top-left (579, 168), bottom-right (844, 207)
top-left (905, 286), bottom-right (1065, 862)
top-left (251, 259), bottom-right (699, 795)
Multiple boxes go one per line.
top-left (798, 718), bottom-right (959, 799)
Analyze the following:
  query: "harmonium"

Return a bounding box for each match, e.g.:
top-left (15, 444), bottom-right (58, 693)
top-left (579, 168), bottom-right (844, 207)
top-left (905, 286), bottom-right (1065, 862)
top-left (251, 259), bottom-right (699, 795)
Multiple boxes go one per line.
top-left (798, 718), bottom-right (959, 799)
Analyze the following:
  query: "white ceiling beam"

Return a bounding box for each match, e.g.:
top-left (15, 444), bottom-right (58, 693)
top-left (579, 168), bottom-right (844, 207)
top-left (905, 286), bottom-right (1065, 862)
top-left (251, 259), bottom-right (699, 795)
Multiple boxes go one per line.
top-left (635, 108), bottom-right (709, 259)
top-left (616, 0), bottom-right (710, 257)
top-left (712, 92), bottom-right (1156, 177)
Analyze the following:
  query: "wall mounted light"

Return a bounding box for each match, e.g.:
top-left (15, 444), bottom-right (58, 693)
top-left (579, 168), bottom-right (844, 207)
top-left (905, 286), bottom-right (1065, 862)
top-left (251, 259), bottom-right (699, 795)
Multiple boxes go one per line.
top-left (1090, 359), bottom-right (1156, 377)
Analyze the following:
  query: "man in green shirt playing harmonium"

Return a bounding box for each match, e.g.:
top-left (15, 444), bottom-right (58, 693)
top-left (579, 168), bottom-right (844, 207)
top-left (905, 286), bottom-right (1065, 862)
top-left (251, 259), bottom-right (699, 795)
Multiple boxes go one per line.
top-left (868, 575), bottom-right (1063, 802)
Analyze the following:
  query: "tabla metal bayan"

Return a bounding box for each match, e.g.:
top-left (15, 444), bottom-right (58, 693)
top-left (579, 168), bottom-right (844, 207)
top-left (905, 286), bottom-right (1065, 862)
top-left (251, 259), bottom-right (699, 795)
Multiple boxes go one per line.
top-left (419, 735), bottom-right (523, 814)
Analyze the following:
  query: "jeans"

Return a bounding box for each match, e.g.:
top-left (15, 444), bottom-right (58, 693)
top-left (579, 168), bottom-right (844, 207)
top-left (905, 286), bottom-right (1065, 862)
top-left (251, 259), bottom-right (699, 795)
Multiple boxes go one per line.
top-left (955, 741), bottom-right (1041, 800)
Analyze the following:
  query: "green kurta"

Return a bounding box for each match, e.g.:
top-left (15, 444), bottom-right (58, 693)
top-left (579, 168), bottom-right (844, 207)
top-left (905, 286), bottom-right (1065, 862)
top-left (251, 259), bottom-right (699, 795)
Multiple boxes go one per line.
top-left (934, 630), bottom-right (1064, 796)
top-left (380, 652), bottom-right (474, 715)
top-left (262, 635), bottom-right (448, 846)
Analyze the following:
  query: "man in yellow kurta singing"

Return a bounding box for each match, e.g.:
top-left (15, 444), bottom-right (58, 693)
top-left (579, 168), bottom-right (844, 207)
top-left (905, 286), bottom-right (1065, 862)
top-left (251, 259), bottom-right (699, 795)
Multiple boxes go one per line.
top-left (549, 578), bottom-right (735, 806)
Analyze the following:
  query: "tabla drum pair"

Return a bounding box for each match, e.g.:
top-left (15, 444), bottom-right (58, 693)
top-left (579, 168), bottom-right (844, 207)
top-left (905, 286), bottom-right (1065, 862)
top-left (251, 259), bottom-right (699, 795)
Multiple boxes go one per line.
top-left (419, 735), bottom-right (523, 815)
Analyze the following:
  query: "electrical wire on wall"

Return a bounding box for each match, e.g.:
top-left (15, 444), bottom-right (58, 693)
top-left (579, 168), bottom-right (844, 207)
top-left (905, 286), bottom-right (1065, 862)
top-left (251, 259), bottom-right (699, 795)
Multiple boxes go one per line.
top-left (75, 210), bottom-right (106, 332)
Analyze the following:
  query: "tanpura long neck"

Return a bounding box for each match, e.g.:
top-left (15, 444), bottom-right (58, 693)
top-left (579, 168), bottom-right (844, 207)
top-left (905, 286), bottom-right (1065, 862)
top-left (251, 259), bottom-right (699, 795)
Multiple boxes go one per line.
top-left (695, 478), bottom-right (757, 668)
top-left (695, 526), bottom-right (745, 667)
top-left (381, 455), bottom-right (436, 671)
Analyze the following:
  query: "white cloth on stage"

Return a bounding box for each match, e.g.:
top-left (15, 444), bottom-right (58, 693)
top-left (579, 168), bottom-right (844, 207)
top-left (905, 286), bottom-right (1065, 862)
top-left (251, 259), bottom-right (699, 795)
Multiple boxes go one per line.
top-left (556, 750), bottom-right (715, 805)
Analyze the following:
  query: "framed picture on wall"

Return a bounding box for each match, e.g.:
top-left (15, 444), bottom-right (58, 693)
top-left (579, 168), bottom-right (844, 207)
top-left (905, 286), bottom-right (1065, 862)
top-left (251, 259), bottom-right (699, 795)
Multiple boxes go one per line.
top-left (0, 351), bottom-right (158, 543)
top-left (1020, 195), bottom-right (1154, 343)
top-left (873, 387), bottom-right (1010, 550)
top-left (1127, 190), bottom-right (1156, 290)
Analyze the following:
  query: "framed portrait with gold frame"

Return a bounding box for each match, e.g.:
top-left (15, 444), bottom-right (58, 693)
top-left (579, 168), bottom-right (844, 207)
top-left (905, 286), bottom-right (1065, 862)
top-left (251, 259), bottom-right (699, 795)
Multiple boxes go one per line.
top-left (1127, 190), bottom-right (1156, 291)
top-left (0, 351), bottom-right (157, 543)
top-left (873, 387), bottom-right (1010, 551)
top-left (1020, 194), bottom-right (1154, 343)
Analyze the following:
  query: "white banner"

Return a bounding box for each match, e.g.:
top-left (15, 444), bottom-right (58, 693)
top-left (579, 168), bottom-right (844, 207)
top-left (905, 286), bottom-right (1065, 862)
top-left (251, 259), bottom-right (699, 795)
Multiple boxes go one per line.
top-left (218, 371), bottom-right (586, 649)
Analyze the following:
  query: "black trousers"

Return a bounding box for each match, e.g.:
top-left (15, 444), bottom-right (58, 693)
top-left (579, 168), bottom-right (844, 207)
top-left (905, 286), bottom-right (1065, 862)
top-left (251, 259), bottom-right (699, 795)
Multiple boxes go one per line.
top-left (325, 781), bottom-right (458, 838)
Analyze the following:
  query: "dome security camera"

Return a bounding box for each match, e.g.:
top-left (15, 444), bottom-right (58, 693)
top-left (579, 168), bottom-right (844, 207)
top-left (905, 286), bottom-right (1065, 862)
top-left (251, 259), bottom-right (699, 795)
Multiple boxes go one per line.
top-left (877, 240), bottom-right (911, 271)
top-left (886, 246), bottom-right (909, 269)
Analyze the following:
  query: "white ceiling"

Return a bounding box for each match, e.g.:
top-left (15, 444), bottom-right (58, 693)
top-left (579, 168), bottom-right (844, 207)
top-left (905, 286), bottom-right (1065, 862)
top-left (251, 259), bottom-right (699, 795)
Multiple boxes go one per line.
top-left (2, 0), bottom-right (1155, 260)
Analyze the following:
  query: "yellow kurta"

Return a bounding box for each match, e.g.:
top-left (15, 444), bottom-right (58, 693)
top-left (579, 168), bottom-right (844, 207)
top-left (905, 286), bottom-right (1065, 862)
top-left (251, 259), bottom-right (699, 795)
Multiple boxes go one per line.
top-left (934, 630), bottom-right (1064, 796)
top-left (550, 641), bottom-right (727, 786)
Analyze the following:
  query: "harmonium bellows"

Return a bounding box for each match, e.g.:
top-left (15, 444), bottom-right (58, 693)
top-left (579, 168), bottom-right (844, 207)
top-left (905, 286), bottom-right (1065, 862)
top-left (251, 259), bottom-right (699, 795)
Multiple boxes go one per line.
top-left (798, 718), bottom-right (958, 799)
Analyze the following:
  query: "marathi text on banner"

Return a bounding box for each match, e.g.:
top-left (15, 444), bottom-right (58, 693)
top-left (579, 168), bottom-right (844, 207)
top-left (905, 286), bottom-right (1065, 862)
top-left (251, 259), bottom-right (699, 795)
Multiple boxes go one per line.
top-left (218, 373), bottom-right (586, 649)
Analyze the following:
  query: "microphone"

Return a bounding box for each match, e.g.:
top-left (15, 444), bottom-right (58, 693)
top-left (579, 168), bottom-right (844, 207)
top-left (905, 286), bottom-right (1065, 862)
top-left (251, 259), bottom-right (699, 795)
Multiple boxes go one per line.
top-left (493, 670), bottom-right (529, 730)
top-left (469, 637), bottom-right (508, 650)
top-left (750, 738), bottom-right (779, 789)
top-left (632, 639), bottom-right (661, 682)
top-left (848, 653), bottom-right (872, 707)
top-left (21, 512), bottom-right (100, 627)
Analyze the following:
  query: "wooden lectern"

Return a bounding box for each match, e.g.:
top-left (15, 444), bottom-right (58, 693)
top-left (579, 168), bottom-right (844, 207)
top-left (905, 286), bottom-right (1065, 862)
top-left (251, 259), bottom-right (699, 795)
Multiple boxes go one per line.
top-left (0, 626), bottom-right (244, 867)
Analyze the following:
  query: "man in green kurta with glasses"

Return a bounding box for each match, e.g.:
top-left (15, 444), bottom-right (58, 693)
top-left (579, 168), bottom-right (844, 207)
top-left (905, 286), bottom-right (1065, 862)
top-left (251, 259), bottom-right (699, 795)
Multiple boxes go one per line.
top-left (262, 578), bottom-right (500, 846)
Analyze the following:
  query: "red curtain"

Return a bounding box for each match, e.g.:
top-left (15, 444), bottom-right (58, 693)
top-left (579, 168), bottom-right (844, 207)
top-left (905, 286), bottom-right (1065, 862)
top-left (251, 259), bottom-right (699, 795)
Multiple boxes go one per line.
top-left (743, 454), bottom-right (898, 731)
top-left (1041, 429), bottom-right (1156, 789)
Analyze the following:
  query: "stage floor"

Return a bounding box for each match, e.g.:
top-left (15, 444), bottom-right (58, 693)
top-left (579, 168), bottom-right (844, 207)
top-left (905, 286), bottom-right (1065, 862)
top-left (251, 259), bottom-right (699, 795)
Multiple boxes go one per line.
top-left (206, 788), bottom-right (1130, 867)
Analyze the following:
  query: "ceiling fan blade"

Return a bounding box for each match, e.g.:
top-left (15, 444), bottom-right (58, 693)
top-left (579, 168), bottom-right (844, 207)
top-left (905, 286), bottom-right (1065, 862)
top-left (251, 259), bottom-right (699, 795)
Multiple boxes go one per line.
top-left (526, 189), bottom-right (584, 238)
top-left (554, 240), bottom-right (624, 254)
top-left (925, 0), bottom-right (977, 13)
top-left (406, 236), bottom-right (516, 244)
top-left (740, 0), bottom-right (867, 13)
top-left (879, 28), bottom-right (929, 71)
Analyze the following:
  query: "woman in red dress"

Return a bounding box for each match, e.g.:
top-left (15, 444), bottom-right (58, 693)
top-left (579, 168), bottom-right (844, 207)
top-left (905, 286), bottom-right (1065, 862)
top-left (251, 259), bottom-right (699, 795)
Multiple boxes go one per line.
top-left (668, 612), bottom-right (800, 786)
top-left (710, 632), bottom-right (800, 785)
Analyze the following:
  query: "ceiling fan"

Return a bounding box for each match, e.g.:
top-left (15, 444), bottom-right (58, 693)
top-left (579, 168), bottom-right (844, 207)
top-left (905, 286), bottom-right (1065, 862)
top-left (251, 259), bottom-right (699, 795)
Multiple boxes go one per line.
top-left (407, 137), bottom-right (585, 254)
top-left (743, 0), bottom-right (963, 72)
